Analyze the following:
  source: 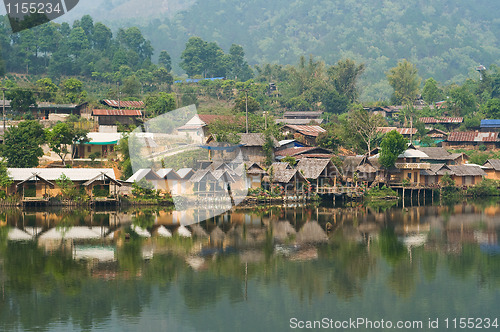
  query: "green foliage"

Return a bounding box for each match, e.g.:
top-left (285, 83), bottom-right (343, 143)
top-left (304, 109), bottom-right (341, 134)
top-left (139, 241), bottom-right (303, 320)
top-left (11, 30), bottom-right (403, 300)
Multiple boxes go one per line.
top-left (45, 122), bottom-right (74, 165)
top-left (365, 185), bottom-right (398, 199)
top-left (60, 78), bottom-right (87, 103)
top-left (387, 59), bottom-right (421, 105)
top-left (316, 123), bottom-right (341, 151)
top-left (132, 179), bottom-right (158, 199)
top-left (144, 92), bottom-right (176, 116)
top-left (3, 120), bottom-right (45, 167)
top-left (6, 89), bottom-right (36, 113)
top-left (483, 98), bottom-right (500, 119)
top-left (0, 161), bottom-right (12, 188)
top-left (281, 156), bottom-right (297, 167)
top-left (421, 77), bottom-right (443, 104)
top-left (466, 179), bottom-right (498, 198)
top-left (380, 130), bottom-right (407, 169)
top-left (346, 107), bottom-right (386, 154)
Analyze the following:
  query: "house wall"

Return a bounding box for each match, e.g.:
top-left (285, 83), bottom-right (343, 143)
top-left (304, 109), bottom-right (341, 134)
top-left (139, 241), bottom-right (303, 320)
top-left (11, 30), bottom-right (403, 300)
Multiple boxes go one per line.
top-left (77, 144), bottom-right (117, 159)
top-left (484, 169), bottom-right (500, 180)
top-left (451, 175), bottom-right (483, 186)
top-left (97, 116), bottom-right (137, 126)
top-left (241, 147), bottom-right (268, 163)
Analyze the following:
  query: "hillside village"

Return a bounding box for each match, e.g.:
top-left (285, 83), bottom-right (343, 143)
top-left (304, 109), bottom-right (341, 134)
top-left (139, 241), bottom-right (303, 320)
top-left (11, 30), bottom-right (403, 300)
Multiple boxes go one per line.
top-left (2, 93), bottom-right (500, 206)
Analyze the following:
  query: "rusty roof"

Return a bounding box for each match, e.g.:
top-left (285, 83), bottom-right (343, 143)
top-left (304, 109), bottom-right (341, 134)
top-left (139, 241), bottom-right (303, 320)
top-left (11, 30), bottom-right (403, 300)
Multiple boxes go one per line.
top-left (102, 100), bottom-right (144, 108)
top-left (377, 127), bottom-right (417, 135)
top-left (92, 109), bottom-right (142, 116)
top-left (283, 125), bottom-right (326, 136)
top-left (419, 117), bottom-right (463, 124)
top-left (447, 131), bottom-right (498, 142)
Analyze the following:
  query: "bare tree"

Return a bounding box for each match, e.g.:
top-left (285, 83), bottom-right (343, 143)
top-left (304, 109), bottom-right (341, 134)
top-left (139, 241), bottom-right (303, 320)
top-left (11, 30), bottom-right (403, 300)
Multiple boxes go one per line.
top-left (347, 108), bottom-right (385, 154)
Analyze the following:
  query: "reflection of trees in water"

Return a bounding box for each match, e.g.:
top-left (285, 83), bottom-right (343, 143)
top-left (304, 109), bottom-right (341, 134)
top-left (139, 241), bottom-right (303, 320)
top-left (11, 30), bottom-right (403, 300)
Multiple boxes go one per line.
top-left (3, 205), bottom-right (500, 328)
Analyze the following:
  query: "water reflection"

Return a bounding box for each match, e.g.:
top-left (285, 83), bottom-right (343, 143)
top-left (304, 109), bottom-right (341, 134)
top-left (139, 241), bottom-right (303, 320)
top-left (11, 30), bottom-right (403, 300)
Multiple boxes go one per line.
top-left (0, 202), bottom-right (500, 331)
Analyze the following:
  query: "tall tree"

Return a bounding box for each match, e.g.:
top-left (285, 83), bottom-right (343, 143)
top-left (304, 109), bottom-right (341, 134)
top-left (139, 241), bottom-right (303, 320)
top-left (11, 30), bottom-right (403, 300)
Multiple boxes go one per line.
top-left (421, 77), bottom-right (443, 104)
top-left (346, 108), bottom-right (385, 154)
top-left (45, 122), bottom-right (73, 165)
top-left (3, 120), bottom-right (46, 167)
top-left (380, 130), bottom-right (407, 169)
top-left (158, 50), bottom-right (172, 71)
top-left (328, 59), bottom-right (365, 103)
top-left (7, 89), bottom-right (36, 113)
top-left (387, 59), bottom-right (421, 105)
top-left (144, 92), bottom-right (176, 116)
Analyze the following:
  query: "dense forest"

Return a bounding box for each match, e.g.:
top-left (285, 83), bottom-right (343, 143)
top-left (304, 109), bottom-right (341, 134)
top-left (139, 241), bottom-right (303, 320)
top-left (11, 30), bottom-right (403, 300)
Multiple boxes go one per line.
top-left (133, 0), bottom-right (500, 100)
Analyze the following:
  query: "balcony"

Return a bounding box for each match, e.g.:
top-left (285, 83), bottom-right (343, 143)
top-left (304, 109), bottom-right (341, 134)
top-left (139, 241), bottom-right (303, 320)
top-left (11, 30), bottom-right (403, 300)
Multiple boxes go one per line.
top-left (395, 162), bottom-right (431, 170)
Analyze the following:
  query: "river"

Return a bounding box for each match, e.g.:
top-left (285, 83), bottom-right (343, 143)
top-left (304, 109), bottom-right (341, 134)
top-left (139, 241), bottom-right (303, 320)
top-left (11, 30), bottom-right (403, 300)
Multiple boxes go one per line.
top-left (1, 200), bottom-right (500, 331)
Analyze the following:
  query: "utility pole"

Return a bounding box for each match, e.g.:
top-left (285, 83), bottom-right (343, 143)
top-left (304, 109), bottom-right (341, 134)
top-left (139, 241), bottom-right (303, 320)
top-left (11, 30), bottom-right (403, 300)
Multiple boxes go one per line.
top-left (2, 88), bottom-right (5, 143)
top-left (245, 90), bottom-right (249, 134)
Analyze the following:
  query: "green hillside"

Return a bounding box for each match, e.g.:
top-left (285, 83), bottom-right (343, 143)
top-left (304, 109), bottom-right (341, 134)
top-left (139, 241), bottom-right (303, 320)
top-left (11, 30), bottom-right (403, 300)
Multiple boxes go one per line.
top-left (137, 0), bottom-right (500, 100)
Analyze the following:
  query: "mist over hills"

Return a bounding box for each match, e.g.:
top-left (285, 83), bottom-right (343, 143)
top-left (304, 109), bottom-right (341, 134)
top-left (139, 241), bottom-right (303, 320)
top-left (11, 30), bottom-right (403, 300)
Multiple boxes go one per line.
top-left (5, 0), bottom-right (500, 100)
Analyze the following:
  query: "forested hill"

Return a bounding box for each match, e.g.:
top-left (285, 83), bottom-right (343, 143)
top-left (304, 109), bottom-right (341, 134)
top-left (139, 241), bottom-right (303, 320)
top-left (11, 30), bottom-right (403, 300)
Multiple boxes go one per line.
top-left (137, 0), bottom-right (500, 99)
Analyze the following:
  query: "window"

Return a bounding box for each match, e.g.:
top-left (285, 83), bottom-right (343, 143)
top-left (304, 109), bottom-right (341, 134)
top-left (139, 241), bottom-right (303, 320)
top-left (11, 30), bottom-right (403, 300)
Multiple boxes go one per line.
top-left (87, 146), bottom-right (91, 153)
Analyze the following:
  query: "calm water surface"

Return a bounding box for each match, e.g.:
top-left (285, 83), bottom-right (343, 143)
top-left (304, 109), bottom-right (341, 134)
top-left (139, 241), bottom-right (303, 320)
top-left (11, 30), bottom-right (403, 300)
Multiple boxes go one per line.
top-left (1, 202), bottom-right (500, 331)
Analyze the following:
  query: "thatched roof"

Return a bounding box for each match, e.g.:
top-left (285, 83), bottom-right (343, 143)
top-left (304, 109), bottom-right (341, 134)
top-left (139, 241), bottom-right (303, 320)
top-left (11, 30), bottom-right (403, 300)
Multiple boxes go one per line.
top-left (420, 163), bottom-right (450, 176)
top-left (483, 159), bottom-right (500, 171)
top-left (272, 221), bottom-right (296, 241)
top-left (417, 147), bottom-right (451, 160)
top-left (296, 221), bottom-right (328, 243)
top-left (449, 165), bottom-right (486, 176)
top-left (246, 162), bottom-right (267, 175)
top-left (268, 162), bottom-right (307, 183)
top-left (296, 158), bottom-right (339, 179)
top-left (238, 133), bottom-right (279, 147)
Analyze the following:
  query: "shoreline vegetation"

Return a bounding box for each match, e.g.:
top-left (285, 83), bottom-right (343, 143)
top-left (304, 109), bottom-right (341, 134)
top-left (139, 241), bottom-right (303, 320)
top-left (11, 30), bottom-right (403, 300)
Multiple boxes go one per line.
top-left (1, 178), bottom-right (499, 207)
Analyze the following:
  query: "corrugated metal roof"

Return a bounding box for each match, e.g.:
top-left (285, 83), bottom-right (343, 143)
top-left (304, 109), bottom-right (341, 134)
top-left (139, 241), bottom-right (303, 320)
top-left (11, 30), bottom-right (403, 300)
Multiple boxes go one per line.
top-left (283, 125), bottom-right (326, 135)
top-left (447, 131), bottom-right (498, 142)
top-left (275, 147), bottom-right (332, 157)
top-left (7, 168), bottom-right (116, 182)
top-left (102, 100), bottom-right (144, 108)
top-left (377, 127), bottom-right (417, 135)
top-left (275, 118), bottom-right (324, 125)
top-left (92, 109), bottom-right (142, 116)
top-left (419, 117), bottom-right (463, 124)
top-left (481, 119), bottom-right (500, 128)
top-left (126, 169), bottom-right (162, 183)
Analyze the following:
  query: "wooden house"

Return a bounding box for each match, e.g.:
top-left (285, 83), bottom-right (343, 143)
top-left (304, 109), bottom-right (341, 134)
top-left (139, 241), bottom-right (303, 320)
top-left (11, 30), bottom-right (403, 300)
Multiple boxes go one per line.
top-left (245, 163), bottom-right (267, 189)
top-left (101, 100), bottom-right (145, 109)
top-left (281, 124), bottom-right (326, 146)
top-left (238, 133), bottom-right (279, 164)
top-left (480, 120), bottom-right (500, 132)
top-left (482, 160), bottom-right (500, 180)
top-left (176, 168), bottom-right (195, 194)
top-left (420, 164), bottom-right (486, 186)
top-left (377, 127), bottom-right (418, 139)
top-left (342, 155), bottom-right (382, 185)
top-left (126, 169), bottom-right (164, 190)
top-left (74, 132), bottom-right (123, 159)
top-left (417, 147), bottom-right (468, 165)
top-left (157, 168), bottom-right (182, 195)
top-left (296, 159), bottom-right (339, 192)
top-left (392, 146), bottom-right (431, 185)
top-left (92, 109), bottom-right (143, 126)
top-left (264, 162), bottom-right (307, 194)
top-left (419, 117), bottom-right (463, 130)
top-left (6, 168), bottom-right (118, 200)
top-left (443, 132), bottom-right (500, 149)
